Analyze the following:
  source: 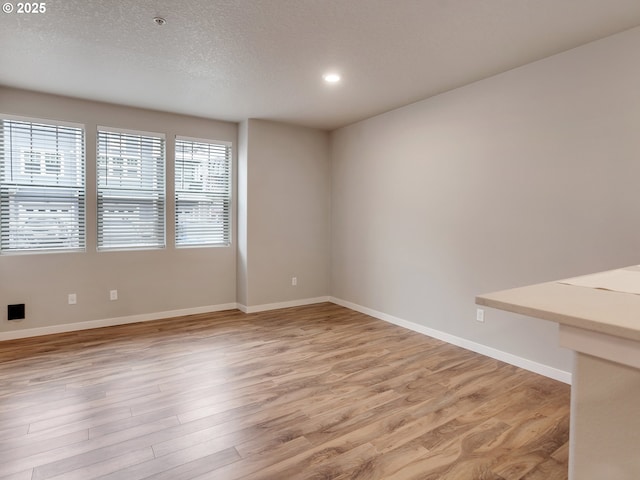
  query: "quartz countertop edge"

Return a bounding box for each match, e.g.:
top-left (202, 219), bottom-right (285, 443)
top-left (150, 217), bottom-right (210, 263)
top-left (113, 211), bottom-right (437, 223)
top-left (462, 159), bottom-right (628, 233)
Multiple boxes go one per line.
top-left (476, 280), bottom-right (640, 342)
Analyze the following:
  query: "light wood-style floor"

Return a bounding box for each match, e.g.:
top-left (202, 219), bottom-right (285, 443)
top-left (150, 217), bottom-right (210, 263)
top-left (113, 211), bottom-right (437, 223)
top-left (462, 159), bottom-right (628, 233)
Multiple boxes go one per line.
top-left (0, 303), bottom-right (570, 480)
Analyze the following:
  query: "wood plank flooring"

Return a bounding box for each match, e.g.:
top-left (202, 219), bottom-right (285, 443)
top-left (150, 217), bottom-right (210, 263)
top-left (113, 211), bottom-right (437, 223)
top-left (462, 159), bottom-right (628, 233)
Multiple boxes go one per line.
top-left (0, 303), bottom-right (570, 479)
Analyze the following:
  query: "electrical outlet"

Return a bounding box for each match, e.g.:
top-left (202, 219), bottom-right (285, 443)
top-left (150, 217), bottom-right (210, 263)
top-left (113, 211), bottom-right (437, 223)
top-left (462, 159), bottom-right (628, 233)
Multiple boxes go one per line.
top-left (68, 293), bottom-right (77, 305)
top-left (110, 290), bottom-right (118, 301)
top-left (476, 308), bottom-right (484, 323)
top-left (291, 276), bottom-right (298, 286)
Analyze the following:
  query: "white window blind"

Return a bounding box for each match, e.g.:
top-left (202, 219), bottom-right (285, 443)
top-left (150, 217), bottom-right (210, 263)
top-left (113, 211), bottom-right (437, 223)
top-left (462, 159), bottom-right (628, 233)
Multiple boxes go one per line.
top-left (175, 138), bottom-right (231, 247)
top-left (0, 117), bottom-right (85, 253)
top-left (97, 128), bottom-right (165, 250)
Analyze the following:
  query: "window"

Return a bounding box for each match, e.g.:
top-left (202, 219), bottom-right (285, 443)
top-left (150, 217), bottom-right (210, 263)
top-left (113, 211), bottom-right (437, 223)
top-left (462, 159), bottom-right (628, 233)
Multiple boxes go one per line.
top-left (97, 128), bottom-right (165, 250)
top-left (175, 137), bottom-right (231, 247)
top-left (0, 117), bottom-right (85, 253)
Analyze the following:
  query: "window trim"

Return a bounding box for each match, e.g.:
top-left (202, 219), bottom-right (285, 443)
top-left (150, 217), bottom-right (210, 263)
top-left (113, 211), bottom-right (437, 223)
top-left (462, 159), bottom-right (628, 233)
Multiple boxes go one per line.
top-left (0, 114), bottom-right (86, 255)
top-left (174, 135), bottom-right (232, 249)
top-left (96, 125), bottom-right (167, 252)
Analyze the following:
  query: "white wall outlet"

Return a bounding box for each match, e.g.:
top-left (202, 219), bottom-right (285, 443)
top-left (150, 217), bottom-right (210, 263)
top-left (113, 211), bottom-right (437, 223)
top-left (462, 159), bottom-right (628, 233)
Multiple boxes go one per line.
top-left (291, 276), bottom-right (298, 286)
top-left (68, 293), bottom-right (77, 305)
top-left (110, 290), bottom-right (118, 301)
top-left (476, 308), bottom-right (485, 323)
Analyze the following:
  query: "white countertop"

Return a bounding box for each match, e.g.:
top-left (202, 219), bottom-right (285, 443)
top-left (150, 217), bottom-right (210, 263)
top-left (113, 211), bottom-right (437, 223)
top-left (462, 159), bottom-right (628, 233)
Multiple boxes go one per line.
top-left (476, 268), bottom-right (640, 342)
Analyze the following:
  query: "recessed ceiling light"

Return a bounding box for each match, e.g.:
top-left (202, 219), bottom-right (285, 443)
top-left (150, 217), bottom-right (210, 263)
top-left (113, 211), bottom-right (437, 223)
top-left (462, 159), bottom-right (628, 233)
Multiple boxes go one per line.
top-left (153, 16), bottom-right (167, 26)
top-left (323, 73), bottom-right (341, 84)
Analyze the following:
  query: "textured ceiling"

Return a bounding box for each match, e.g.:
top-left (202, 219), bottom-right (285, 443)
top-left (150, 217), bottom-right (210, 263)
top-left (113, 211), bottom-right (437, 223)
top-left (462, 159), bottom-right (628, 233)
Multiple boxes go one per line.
top-left (1, 0), bottom-right (640, 130)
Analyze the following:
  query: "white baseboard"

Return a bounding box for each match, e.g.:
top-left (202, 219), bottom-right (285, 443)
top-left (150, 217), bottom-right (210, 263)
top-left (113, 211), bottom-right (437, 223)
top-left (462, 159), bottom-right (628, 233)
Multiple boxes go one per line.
top-left (238, 296), bottom-right (330, 314)
top-left (0, 303), bottom-right (238, 342)
top-left (329, 296), bottom-right (572, 385)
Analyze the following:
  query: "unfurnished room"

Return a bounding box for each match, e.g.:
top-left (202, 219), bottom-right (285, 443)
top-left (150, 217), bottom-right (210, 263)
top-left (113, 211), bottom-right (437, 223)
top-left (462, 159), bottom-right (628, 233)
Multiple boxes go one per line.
top-left (2, 1), bottom-right (640, 479)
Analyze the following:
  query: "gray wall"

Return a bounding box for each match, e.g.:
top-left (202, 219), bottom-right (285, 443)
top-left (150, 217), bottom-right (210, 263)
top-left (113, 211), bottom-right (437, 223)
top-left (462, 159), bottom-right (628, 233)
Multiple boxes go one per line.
top-left (239, 119), bottom-right (330, 307)
top-left (0, 87), bottom-right (238, 330)
top-left (236, 120), bottom-right (249, 307)
top-left (330, 26), bottom-right (640, 373)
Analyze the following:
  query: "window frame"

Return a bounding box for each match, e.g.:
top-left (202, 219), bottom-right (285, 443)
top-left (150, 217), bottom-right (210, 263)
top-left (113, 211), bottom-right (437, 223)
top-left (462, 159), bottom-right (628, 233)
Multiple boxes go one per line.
top-left (0, 114), bottom-right (86, 255)
top-left (96, 126), bottom-right (166, 252)
top-left (174, 135), bottom-right (232, 248)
